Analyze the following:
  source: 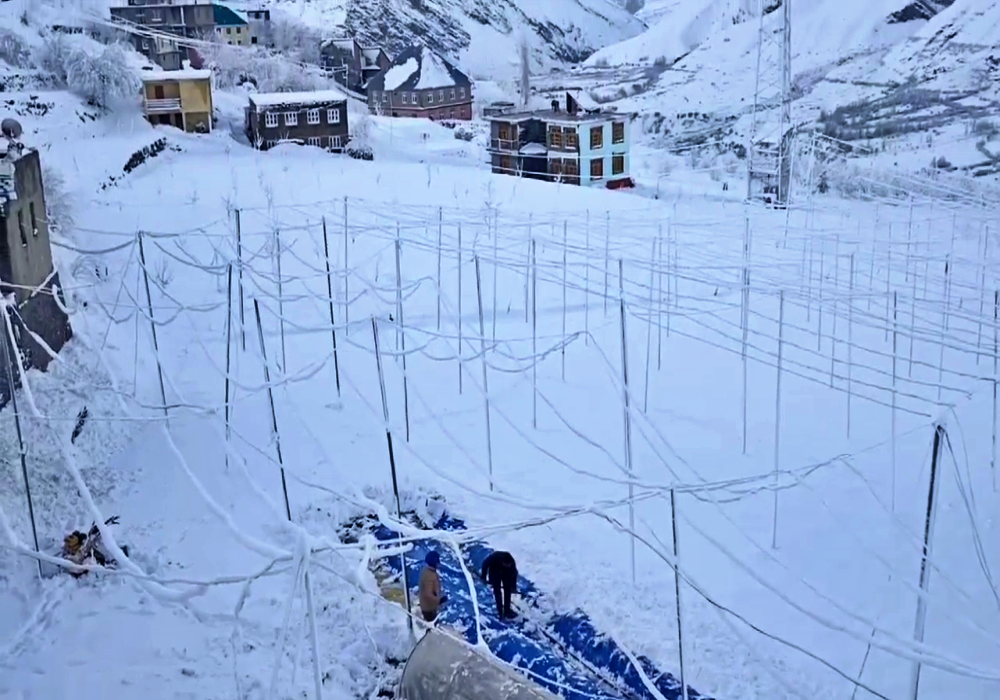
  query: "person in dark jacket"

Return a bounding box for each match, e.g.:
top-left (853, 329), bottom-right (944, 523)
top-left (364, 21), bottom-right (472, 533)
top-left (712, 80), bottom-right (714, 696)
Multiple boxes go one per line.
top-left (480, 550), bottom-right (518, 619)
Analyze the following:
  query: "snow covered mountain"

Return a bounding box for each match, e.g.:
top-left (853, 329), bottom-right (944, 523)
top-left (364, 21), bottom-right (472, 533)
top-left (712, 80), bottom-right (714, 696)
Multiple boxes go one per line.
top-left (253, 0), bottom-right (646, 80)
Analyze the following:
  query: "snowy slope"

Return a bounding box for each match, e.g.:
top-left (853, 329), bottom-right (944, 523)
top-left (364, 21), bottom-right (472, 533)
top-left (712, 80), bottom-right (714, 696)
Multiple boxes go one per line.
top-left (243, 0), bottom-right (646, 80)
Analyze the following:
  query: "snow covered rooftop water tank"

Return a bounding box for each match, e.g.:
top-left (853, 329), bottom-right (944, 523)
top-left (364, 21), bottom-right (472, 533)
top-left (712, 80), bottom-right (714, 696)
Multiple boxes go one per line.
top-left (398, 630), bottom-right (561, 700)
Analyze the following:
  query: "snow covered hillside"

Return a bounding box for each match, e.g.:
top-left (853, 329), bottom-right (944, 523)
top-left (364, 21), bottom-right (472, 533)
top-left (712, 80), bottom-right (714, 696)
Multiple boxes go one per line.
top-left (236, 0), bottom-right (646, 80)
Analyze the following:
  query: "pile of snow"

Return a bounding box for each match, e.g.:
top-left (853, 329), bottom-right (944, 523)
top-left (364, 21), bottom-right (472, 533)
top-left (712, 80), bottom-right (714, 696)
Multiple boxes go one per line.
top-left (383, 57), bottom-right (419, 92)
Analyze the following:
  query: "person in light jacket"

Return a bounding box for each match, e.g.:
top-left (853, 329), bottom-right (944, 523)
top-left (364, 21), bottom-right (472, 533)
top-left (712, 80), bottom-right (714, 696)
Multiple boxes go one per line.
top-left (418, 551), bottom-right (446, 622)
top-left (480, 550), bottom-right (518, 620)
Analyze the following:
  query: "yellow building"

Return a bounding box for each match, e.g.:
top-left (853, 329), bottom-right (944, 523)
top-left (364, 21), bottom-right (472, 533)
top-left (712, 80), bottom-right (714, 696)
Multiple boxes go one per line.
top-left (140, 67), bottom-right (214, 134)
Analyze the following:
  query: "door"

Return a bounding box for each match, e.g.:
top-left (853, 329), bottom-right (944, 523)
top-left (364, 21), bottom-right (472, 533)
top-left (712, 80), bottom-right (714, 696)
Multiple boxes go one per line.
top-left (154, 85), bottom-right (165, 99)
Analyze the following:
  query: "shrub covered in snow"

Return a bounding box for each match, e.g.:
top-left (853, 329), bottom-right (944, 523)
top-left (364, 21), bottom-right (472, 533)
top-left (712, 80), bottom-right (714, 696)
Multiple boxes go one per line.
top-left (33, 35), bottom-right (140, 109)
top-left (0, 28), bottom-right (33, 69)
top-left (201, 41), bottom-right (329, 94)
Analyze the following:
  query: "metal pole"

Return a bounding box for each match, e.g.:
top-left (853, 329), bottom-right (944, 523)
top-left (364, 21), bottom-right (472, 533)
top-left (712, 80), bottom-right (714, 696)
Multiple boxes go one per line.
top-left (772, 290), bottom-right (785, 550)
top-left (585, 210), bottom-right (590, 346)
top-left (938, 258), bottom-right (949, 402)
top-left (909, 262), bottom-right (918, 378)
top-left (321, 216), bottom-right (341, 397)
top-left (817, 244), bottom-right (825, 352)
top-left (908, 424), bottom-right (946, 700)
top-left (395, 236), bottom-right (410, 442)
top-left (619, 259), bottom-right (636, 584)
top-left (235, 209), bottom-right (245, 350)
top-left (0, 308), bottom-right (40, 578)
top-left (475, 257), bottom-right (494, 491)
top-left (994, 290), bottom-right (998, 491)
top-left (394, 224), bottom-right (403, 353)
top-left (275, 229), bottom-right (286, 371)
top-left (657, 225), bottom-right (664, 367)
top-left (977, 226), bottom-right (990, 364)
top-left (225, 263), bottom-right (233, 470)
top-left (437, 208), bottom-right (443, 332)
top-left (562, 221), bottom-right (568, 381)
top-left (670, 488), bottom-right (688, 700)
top-left (254, 299), bottom-right (292, 521)
top-left (525, 214), bottom-right (532, 324)
top-left (532, 238), bottom-right (538, 429)
top-left (847, 254), bottom-right (854, 438)
top-left (644, 239), bottom-right (656, 412)
top-left (372, 317), bottom-right (413, 633)
top-left (604, 211), bottom-right (610, 316)
top-left (344, 197), bottom-right (350, 335)
top-left (458, 223), bottom-right (463, 394)
top-left (304, 569), bottom-right (325, 700)
top-left (137, 232), bottom-right (167, 416)
top-left (892, 291), bottom-right (898, 512)
top-left (886, 224), bottom-right (893, 342)
top-left (742, 220), bottom-right (750, 455)
top-left (492, 209), bottom-right (498, 344)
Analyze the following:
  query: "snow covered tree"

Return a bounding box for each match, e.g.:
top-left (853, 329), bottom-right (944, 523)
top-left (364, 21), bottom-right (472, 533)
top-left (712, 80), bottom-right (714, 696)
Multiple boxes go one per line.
top-left (65, 43), bottom-right (140, 109)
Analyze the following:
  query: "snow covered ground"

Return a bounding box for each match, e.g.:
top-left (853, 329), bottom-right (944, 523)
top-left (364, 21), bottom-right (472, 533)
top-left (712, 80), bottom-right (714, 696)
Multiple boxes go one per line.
top-left (1, 69), bottom-right (1000, 700)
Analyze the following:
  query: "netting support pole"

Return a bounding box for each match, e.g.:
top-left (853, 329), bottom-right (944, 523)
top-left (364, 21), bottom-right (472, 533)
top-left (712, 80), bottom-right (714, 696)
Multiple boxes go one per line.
top-left (235, 208), bottom-right (245, 350)
top-left (671, 488), bottom-right (688, 700)
top-left (395, 235), bottom-right (410, 442)
top-left (372, 317), bottom-right (413, 635)
top-left (437, 207), bottom-right (443, 332)
top-left (908, 423), bottom-right (946, 700)
top-left (224, 262), bottom-right (233, 471)
top-left (892, 291), bottom-right (898, 513)
top-left (475, 256), bottom-right (494, 492)
top-left (619, 259), bottom-right (636, 584)
top-left (585, 210), bottom-right (591, 346)
top-left (532, 238), bottom-right (538, 429)
top-left (344, 197), bottom-right (350, 335)
top-left (847, 254), bottom-right (854, 439)
top-left (254, 299), bottom-right (291, 521)
top-left (772, 290), bottom-right (785, 550)
top-left (321, 216), bottom-right (341, 397)
top-left (137, 232), bottom-right (167, 417)
top-left (561, 221), bottom-right (568, 381)
top-left (275, 228), bottom-right (286, 371)
top-left (458, 223), bottom-right (463, 395)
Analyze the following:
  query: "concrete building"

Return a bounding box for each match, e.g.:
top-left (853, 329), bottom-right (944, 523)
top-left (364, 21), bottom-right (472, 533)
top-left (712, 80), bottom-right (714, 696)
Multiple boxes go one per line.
top-left (140, 66), bottom-right (214, 133)
top-left (110, 0), bottom-right (215, 70)
top-left (213, 4), bottom-right (249, 46)
top-left (0, 141), bottom-right (73, 406)
top-left (365, 46), bottom-right (473, 121)
top-left (245, 8), bottom-right (273, 47)
top-left (245, 90), bottom-right (350, 151)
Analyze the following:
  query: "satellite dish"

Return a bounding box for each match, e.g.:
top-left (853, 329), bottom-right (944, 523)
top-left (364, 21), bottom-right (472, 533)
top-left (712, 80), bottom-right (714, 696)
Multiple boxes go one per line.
top-left (1, 118), bottom-right (23, 140)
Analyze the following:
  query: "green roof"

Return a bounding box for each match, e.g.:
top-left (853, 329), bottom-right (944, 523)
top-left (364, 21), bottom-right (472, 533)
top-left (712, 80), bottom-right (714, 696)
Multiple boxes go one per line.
top-left (212, 4), bottom-right (248, 26)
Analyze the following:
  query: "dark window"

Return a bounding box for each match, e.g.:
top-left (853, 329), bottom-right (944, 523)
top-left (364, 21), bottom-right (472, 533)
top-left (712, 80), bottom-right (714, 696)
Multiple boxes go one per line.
top-left (17, 210), bottom-right (27, 247)
top-left (564, 159), bottom-right (579, 176)
top-left (565, 129), bottom-right (578, 150)
top-left (612, 155), bottom-right (624, 175)
top-left (154, 84), bottom-right (164, 99)
top-left (29, 202), bottom-right (37, 236)
top-left (612, 122), bottom-right (625, 144)
top-left (251, 36), bottom-right (258, 44)
top-left (550, 128), bottom-right (563, 148)
top-left (590, 126), bottom-right (603, 149)
top-left (590, 158), bottom-right (603, 179)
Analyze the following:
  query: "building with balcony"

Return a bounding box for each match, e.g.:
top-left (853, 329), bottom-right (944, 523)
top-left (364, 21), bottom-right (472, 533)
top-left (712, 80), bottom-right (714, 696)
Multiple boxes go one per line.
top-left (140, 66), bottom-right (214, 133)
top-left (110, 0), bottom-right (215, 70)
top-left (365, 45), bottom-right (473, 121)
top-left (0, 139), bottom-right (72, 406)
top-left (486, 91), bottom-right (633, 189)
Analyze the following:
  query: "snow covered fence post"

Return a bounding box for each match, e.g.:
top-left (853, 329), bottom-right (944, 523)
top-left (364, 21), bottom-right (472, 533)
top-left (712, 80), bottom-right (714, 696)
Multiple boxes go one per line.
top-left (321, 216), bottom-right (341, 398)
top-left (532, 238), bottom-right (538, 429)
top-left (562, 221), bottom-right (568, 381)
top-left (437, 207), bottom-right (443, 332)
top-left (772, 290), bottom-right (785, 550)
top-left (458, 223), bottom-right (463, 395)
top-left (395, 236), bottom-right (410, 442)
top-left (847, 254), bottom-right (855, 439)
top-left (909, 423), bottom-right (946, 700)
top-left (235, 209), bottom-right (245, 350)
top-left (0, 308), bottom-right (41, 578)
top-left (475, 256), bottom-right (494, 491)
top-left (585, 210), bottom-right (590, 346)
top-left (137, 232), bottom-right (167, 417)
top-left (492, 209), bottom-right (498, 344)
top-left (618, 258), bottom-right (637, 584)
top-left (344, 197), bottom-right (350, 335)
top-left (253, 299), bottom-right (292, 520)
top-left (892, 291), bottom-right (898, 512)
top-left (670, 488), bottom-right (688, 700)
top-left (225, 262), bottom-right (234, 471)
top-left (275, 228), bottom-right (287, 372)
top-left (371, 317), bottom-right (414, 633)
top-left (604, 211), bottom-right (610, 316)
top-left (644, 239), bottom-right (656, 413)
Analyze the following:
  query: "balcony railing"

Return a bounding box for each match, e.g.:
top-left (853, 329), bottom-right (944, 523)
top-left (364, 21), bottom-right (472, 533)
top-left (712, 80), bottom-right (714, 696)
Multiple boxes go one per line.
top-left (144, 97), bottom-right (182, 113)
top-left (489, 138), bottom-right (519, 153)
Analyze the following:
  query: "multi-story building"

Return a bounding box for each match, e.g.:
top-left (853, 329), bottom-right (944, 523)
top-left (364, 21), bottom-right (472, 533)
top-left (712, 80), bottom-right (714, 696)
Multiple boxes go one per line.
top-left (0, 133), bottom-right (72, 405)
top-left (109, 0), bottom-right (215, 70)
top-left (487, 91), bottom-right (633, 189)
top-left (365, 46), bottom-right (473, 121)
top-left (140, 65), bottom-right (214, 133)
top-left (320, 36), bottom-right (391, 93)
top-left (213, 4), bottom-right (249, 46)
top-left (245, 91), bottom-right (350, 151)
top-left (245, 8), bottom-right (273, 47)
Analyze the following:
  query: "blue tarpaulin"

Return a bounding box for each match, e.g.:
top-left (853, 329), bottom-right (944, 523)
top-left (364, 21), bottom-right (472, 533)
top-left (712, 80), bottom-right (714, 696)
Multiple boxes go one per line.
top-left (369, 513), bottom-right (711, 700)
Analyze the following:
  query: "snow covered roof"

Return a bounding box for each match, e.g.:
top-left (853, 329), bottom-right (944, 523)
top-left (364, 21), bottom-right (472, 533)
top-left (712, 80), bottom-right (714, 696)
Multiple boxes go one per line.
top-left (212, 4), bottom-right (247, 27)
top-left (249, 89), bottom-right (347, 109)
top-left (141, 68), bottom-right (212, 82)
top-left (566, 89), bottom-right (600, 113)
top-left (367, 46), bottom-right (471, 93)
top-left (487, 109), bottom-right (614, 125)
top-left (361, 47), bottom-right (385, 67)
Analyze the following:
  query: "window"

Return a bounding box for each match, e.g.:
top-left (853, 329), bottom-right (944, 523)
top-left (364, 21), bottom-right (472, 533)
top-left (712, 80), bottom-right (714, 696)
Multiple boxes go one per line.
top-left (449, 109), bottom-right (455, 119)
top-left (564, 159), bottom-right (579, 176)
top-left (550, 128), bottom-right (563, 148)
top-left (612, 154), bottom-right (625, 175)
top-left (439, 90), bottom-right (444, 101)
top-left (236, 27), bottom-right (242, 34)
top-left (565, 129), bottom-right (579, 150)
top-left (382, 92), bottom-right (389, 103)
top-left (264, 112), bottom-right (278, 128)
top-left (151, 8), bottom-right (162, 21)
top-left (17, 211), bottom-right (27, 247)
top-left (330, 135), bottom-right (342, 149)
top-left (284, 111), bottom-right (298, 126)
top-left (459, 87), bottom-right (465, 98)
top-left (428, 91), bottom-right (434, 104)
top-left (142, 38), bottom-right (150, 50)
top-left (251, 36), bottom-right (258, 44)
top-left (612, 122), bottom-right (625, 144)
top-left (590, 158), bottom-right (604, 179)
top-left (328, 108), bottom-right (340, 124)
top-left (401, 93), bottom-right (408, 104)
top-left (590, 126), bottom-right (603, 149)
top-left (551, 159), bottom-right (563, 176)
top-left (226, 27), bottom-right (232, 34)
top-left (450, 88), bottom-right (456, 99)
top-left (29, 202), bottom-right (37, 236)
top-left (307, 136), bottom-right (322, 147)
top-left (307, 109), bottom-right (320, 125)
